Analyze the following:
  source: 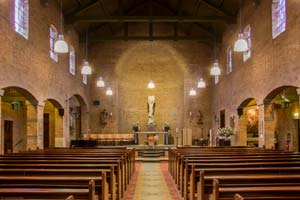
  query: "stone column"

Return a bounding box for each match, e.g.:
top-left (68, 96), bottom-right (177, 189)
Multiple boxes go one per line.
top-left (63, 99), bottom-right (70, 147)
top-left (36, 101), bottom-right (45, 150)
top-left (258, 99), bottom-right (275, 149)
top-left (0, 89), bottom-right (4, 155)
top-left (26, 101), bottom-right (38, 150)
top-left (257, 100), bottom-right (265, 148)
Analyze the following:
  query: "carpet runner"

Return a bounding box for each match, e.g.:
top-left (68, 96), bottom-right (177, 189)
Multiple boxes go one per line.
top-left (124, 162), bottom-right (181, 200)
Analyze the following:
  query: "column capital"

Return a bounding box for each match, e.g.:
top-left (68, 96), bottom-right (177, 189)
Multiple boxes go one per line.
top-left (37, 101), bottom-right (45, 107)
top-left (0, 89), bottom-right (4, 97)
top-left (257, 99), bottom-right (265, 106)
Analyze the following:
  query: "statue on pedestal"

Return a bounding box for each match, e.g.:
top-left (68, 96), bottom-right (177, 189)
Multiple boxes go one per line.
top-left (147, 96), bottom-right (155, 131)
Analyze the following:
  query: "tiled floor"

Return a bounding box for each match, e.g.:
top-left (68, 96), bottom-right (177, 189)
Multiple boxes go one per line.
top-left (124, 162), bottom-right (181, 200)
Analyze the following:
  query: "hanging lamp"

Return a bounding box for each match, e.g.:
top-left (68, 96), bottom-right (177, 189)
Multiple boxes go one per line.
top-left (106, 87), bottom-right (113, 96)
top-left (234, 0), bottom-right (248, 52)
top-left (197, 78), bottom-right (206, 88)
top-left (148, 80), bottom-right (155, 89)
top-left (81, 29), bottom-right (92, 75)
top-left (97, 77), bottom-right (105, 87)
top-left (148, 42), bottom-right (155, 89)
top-left (54, 0), bottom-right (68, 53)
top-left (189, 88), bottom-right (196, 96)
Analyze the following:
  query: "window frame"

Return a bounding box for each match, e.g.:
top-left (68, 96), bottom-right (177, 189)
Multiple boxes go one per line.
top-left (69, 46), bottom-right (76, 75)
top-left (14, 0), bottom-right (29, 39)
top-left (226, 46), bottom-right (233, 74)
top-left (243, 24), bottom-right (251, 62)
top-left (49, 24), bottom-right (58, 62)
top-left (272, 0), bottom-right (286, 39)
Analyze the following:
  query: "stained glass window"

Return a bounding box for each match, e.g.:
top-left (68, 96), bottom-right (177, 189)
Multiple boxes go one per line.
top-left (214, 75), bottom-right (219, 85)
top-left (83, 74), bottom-right (87, 85)
top-left (15, 0), bottom-right (29, 39)
top-left (69, 46), bottom-right (75, 75)
top-left (243, 25), bottom-right (251, 62)
top-left (50, 25), bottom-right (58, 62)
top-left (227, 47), bottom-right (233, 74)
top-left (272, 0), bottom-right (286, 39)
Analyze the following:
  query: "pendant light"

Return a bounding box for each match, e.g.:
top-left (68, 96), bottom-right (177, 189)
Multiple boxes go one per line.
top-left (210, 33), bottom-right (221, 76)
top-left (106, 87), bottom-right (113, 96)
top-left (81, 29), bottom-right (92, 75)
top-left (189, 88), bottom-right (196, 96)
top-left (54, 0), bottom-right (69, 53)
top-left (234, 0), bottom-right (248, 52)
top-left (148, 80), bottom-right (155, 89)
top-left (197, 78), bottom-right (206, 88)
top-left (97, 77), bottom-right (105, 87)
top-left (148, 42), bottom-right (155, 89)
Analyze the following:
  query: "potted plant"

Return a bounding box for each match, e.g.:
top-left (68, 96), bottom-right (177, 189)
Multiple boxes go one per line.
top-left (218, 127), bottom-right (234, 146)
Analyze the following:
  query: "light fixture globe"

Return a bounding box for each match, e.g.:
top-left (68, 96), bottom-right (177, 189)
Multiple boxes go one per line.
top-left (97, 77), bottom-right (105, 87)
top-left (189, 88), bottom-right (196, 96)
top-left (210, 61), bottom-right (221, 76)
top-left (148, 80), bottom-right (155, 89)
top-left (197, 78), bottom-right (206, 88)
top-left (106, 87), bottom-right (113, 96)
top-left (81, 61), bottom-right (92, 75)
top-left (234, 33), bottom-right (248, 52)
top-left (54, 34), bottom-right (69, 53)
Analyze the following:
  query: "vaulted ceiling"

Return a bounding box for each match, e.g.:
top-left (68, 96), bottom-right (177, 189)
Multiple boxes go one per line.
top-left (52, 0), bottom-right (243, 44)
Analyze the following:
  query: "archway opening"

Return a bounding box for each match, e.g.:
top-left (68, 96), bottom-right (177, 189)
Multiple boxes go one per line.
top-left (43, 99), bottom-right (63, 148)
top-left (237, 98), bottom-right (259, 147)
top-left (1, 86), bottom-right (38, 153)
top-left (69, 95), bottom-right (87, 140)
top-left (264, 86), bottom-right (299, 151)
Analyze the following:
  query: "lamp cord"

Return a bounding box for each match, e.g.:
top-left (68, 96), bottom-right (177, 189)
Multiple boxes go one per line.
top-left (60, 0), bottom-right (63, 33)
top-left (85, 28), bottom-right (89, 61)
top-left (239, 0), bottom-right (242, 33)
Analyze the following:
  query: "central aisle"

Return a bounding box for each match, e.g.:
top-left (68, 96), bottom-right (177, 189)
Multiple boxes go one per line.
top-left (124, 162), bottom-right (181, 200)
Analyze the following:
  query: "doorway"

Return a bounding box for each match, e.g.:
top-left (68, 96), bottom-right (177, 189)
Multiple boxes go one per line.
top-left (4, 120), bottom-right (13, 154)
top-left (43, 113), bottom-right (50, 148)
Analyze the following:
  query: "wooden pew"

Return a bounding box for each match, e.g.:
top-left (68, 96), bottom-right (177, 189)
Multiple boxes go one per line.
top-left (212, 178), bottom-right (300, 200)
top-left (0, 179), bottom-right (97, 200)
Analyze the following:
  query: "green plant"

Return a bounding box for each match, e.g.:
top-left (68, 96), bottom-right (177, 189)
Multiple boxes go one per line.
top-left (163, 123), bottom-right (171, 131)
top-left (132, 123), bottom-right (139, 131)
top-left (218, 127), bottom-right (234, 138)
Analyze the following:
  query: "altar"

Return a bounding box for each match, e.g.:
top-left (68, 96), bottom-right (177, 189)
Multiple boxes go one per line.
top-left (135, 132), bottom-right (168, 145)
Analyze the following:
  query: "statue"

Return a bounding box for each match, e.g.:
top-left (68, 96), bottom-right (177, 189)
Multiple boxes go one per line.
top-left (100, 109), bottom-right (109, 125)
top-left (147, 96), bottom-right (155, 130)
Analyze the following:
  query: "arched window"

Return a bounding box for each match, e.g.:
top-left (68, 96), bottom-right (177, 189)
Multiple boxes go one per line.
top-left (49, 25), bottom-right (58, 62)
top-left (243, 25), bottom-right (251, 62)
top-left (83, 74), bottom-right (87, 85)
top-left (226, 47), bottom-right (233, 74)
top-left (15, 0), bottom-right (29, 39)
top-left (69, 46), bottom-right (75, 75)
top-left (272, 0), bottom-right (286, 39)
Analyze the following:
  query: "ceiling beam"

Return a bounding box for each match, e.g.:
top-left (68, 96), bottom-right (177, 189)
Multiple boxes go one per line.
top-left (80, 35), bottom-right (213, 43)
top-left (199, 0), bottom-right (233, 16)
top-left (66, 0), bottom-right (99, 18)
top-left (67, 15), bottom-right (236, 24)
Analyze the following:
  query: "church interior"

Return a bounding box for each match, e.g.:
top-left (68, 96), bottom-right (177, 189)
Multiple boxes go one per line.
top-left (1, 0), bottom-right (300, 199)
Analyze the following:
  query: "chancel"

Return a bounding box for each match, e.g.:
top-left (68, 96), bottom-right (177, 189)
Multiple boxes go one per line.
top-left (2, 0), bottom-right (300, 199)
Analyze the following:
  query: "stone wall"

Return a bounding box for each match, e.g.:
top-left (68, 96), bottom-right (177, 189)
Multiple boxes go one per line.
top-left (211, 0), bottom-right (300, 147)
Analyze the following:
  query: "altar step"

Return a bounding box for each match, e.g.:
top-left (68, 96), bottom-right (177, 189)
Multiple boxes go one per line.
top-left (137, 149), bottom-right (166, 158)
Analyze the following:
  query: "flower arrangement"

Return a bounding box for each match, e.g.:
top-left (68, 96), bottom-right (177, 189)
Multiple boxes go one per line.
top-left (132, 123), bottom-right (139, 132)
top-left (218, 127), bottom-right (234, 139)
top-left (163, 122), bottom-right (171, 132)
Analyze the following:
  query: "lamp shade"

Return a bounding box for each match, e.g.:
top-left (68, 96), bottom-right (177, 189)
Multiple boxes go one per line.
top-left (197, 78), bottom-right (206, 88)
top-left (189, 88), bottom-right (196, 96)
top-left (106, 87), bottom-right (113, 96)
top-left (97, 77), bottom-right (105, 87)
top-left (210, 61), bottom-right (221, 76)
top-left (234, 33), bottom-right (248, 52)
top-left (54, 34), bottom-right (69, 53)
top-left (148, 80), bottom-right (155, 89)
top-left (81, 61), bottom-right (92, 75)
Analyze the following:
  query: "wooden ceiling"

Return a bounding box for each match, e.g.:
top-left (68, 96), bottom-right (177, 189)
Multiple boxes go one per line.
top-left (51, 0), bottom-right (245, 43)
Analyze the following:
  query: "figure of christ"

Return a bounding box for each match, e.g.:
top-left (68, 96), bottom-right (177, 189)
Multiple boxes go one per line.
top-left (147, 96), bottom-right (155, 126)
